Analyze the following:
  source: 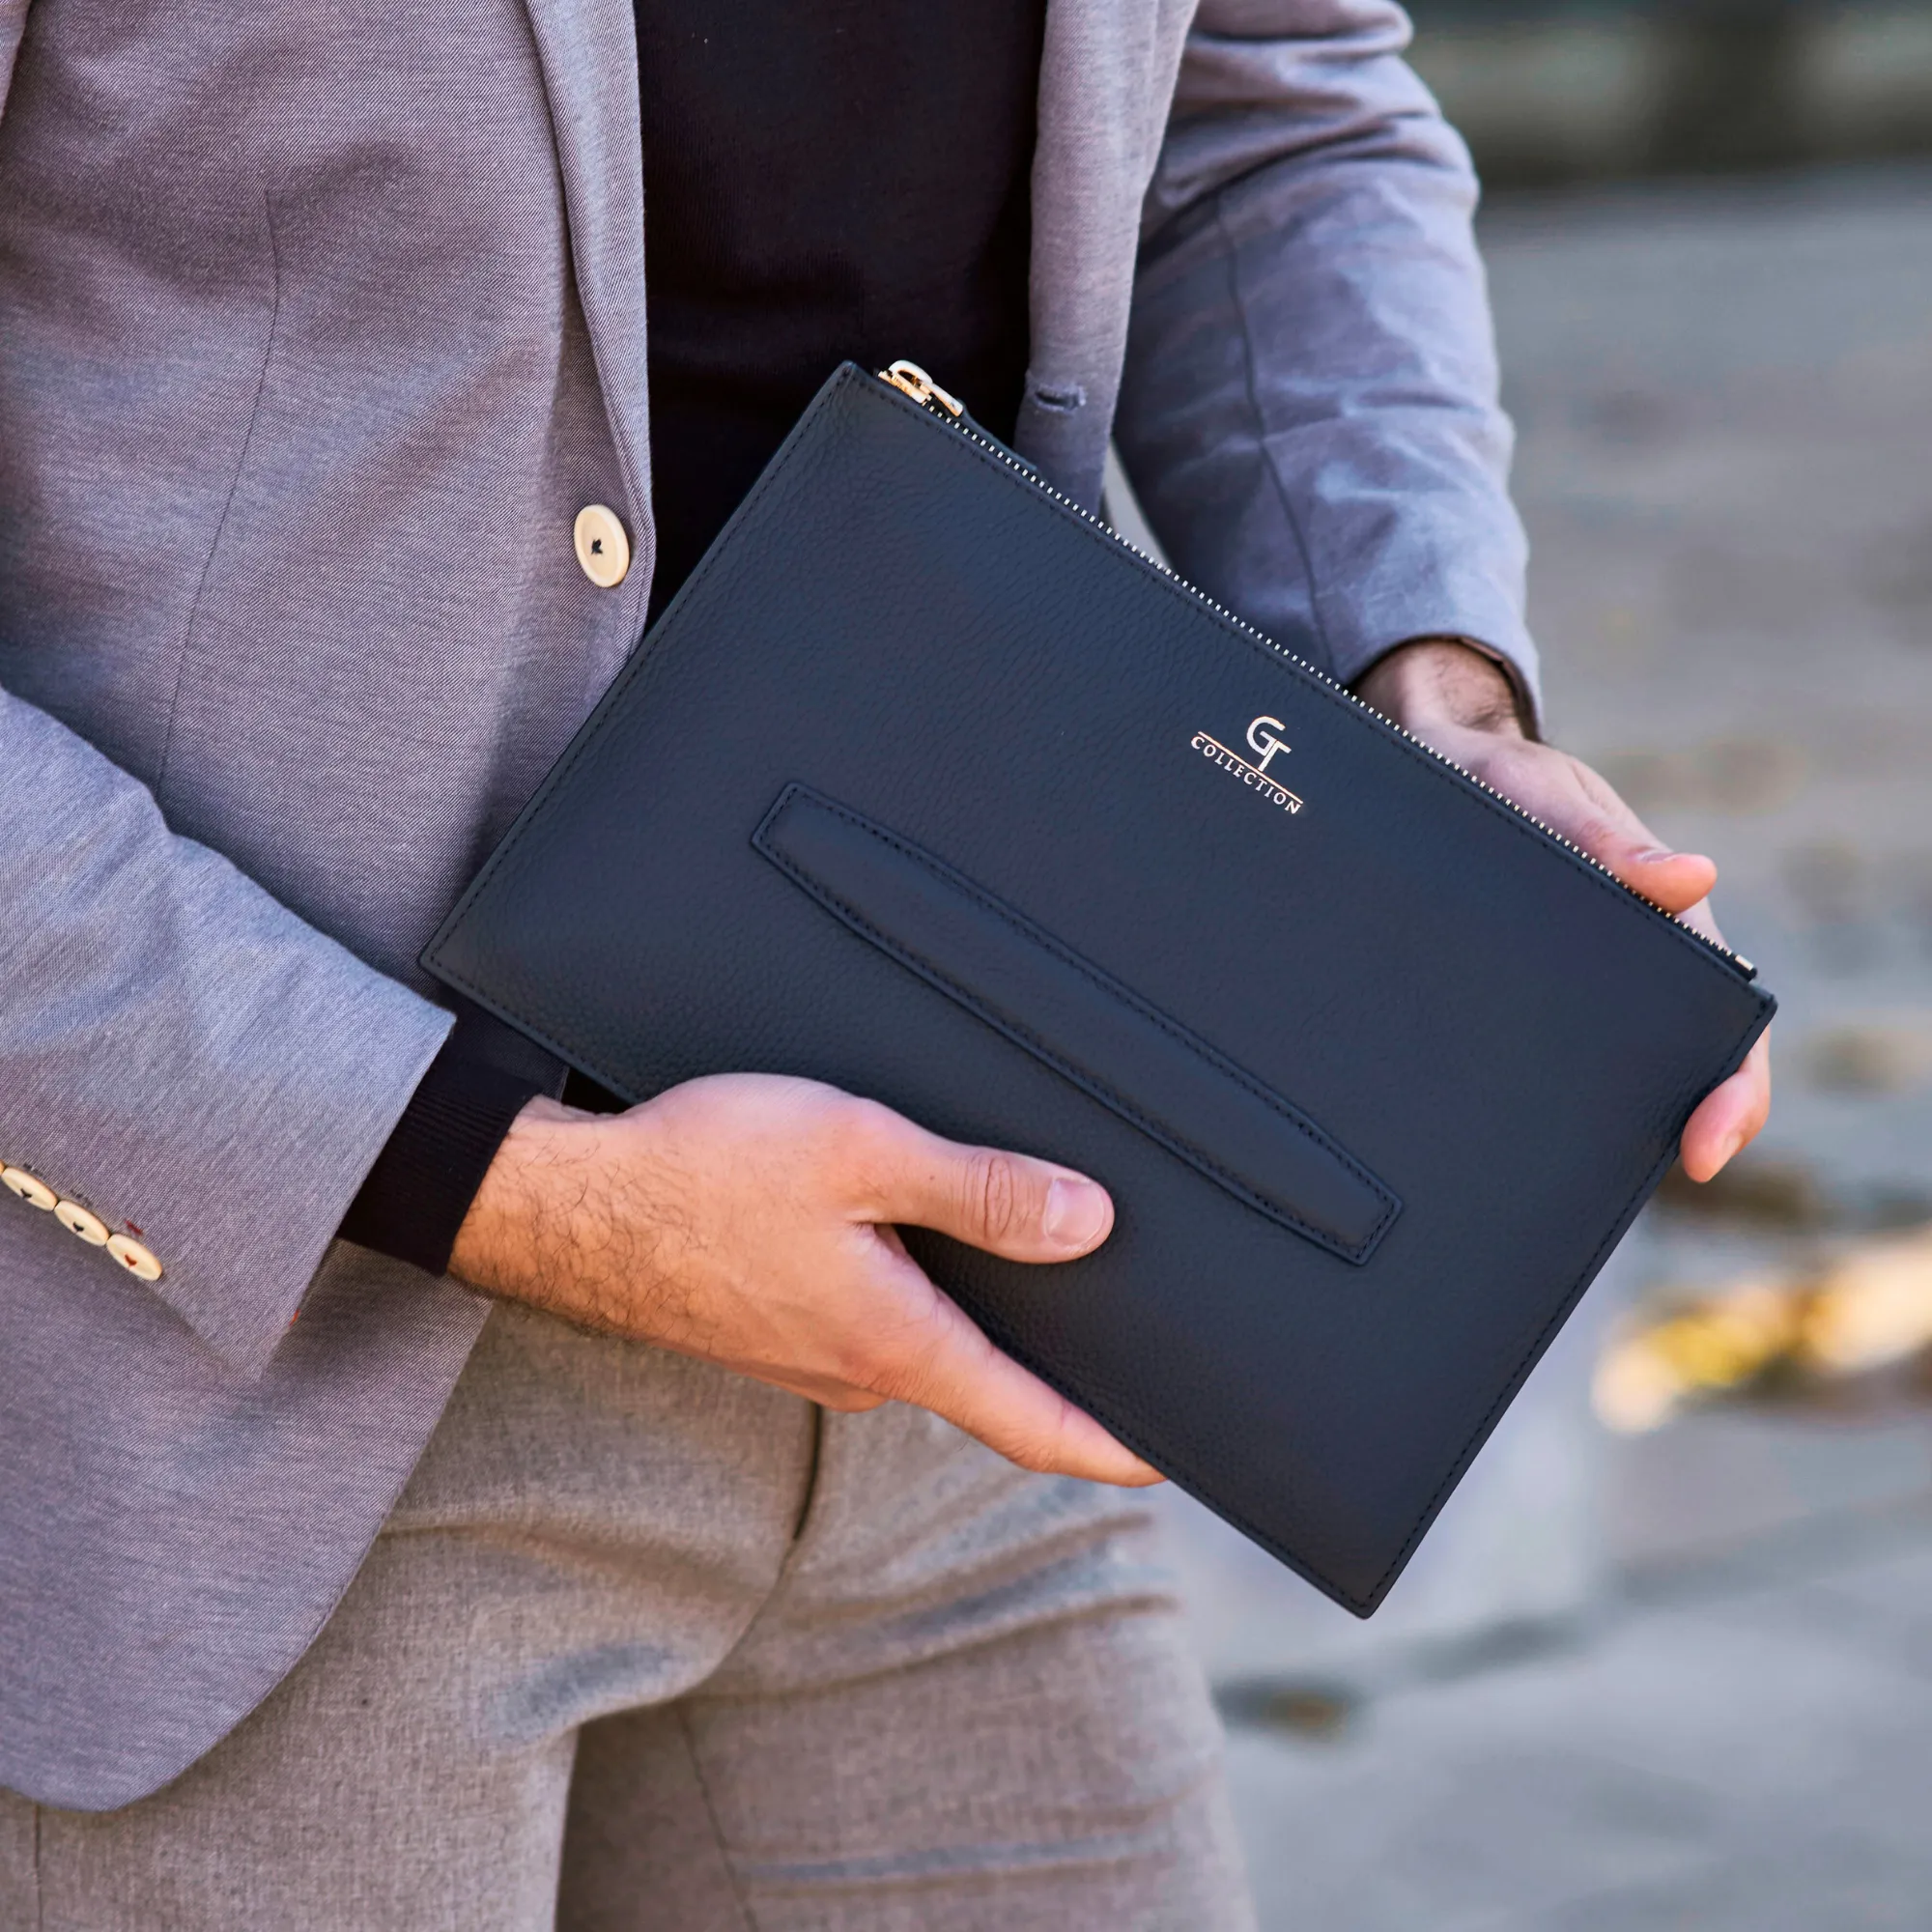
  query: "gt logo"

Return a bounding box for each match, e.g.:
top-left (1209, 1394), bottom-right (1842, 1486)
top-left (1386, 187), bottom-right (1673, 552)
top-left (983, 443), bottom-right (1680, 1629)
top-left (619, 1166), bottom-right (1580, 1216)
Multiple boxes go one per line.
top-left (1245, 715), bottom-right (1292, 775)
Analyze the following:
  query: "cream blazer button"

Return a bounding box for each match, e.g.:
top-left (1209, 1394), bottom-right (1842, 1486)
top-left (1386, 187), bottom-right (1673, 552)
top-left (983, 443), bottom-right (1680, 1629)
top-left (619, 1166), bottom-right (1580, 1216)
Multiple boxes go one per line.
top-left (2, 1166), bottom-right (56, 1210)
top-left (573, 504), bottom-right (631, 588)
top-left (56, 1200), bottom-right (111, 1245)
top-left (106, 1234), bottom-right (163, 1282)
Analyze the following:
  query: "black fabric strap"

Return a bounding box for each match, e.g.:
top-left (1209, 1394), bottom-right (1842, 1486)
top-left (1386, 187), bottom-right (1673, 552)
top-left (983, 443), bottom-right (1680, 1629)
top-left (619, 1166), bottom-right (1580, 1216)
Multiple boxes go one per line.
top-left (341, 1005), bottom-right (567, 1276)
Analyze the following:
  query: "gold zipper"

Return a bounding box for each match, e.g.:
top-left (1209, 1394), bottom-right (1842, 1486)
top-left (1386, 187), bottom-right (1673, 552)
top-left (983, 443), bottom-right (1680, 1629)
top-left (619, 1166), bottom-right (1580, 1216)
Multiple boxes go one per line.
top-left (872, 361), bottom-right (1757, 982)
top-left (879, 359), bottom-right (965, 419)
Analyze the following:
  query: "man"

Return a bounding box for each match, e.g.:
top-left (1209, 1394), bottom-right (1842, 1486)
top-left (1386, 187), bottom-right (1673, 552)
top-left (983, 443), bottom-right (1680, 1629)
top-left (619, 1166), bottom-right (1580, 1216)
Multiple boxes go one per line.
top-left (0, 0), bottom-right (1769, 1923)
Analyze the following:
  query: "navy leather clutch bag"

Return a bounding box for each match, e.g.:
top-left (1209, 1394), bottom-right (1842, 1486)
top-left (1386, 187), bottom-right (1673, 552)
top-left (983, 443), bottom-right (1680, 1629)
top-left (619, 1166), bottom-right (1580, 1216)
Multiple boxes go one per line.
top-left (424, 361), bottom-right (1774, 1615)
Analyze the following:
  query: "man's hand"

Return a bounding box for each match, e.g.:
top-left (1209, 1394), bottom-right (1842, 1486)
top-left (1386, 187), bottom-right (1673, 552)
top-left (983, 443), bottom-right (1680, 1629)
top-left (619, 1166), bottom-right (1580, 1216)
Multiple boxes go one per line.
top-left (1353, 639), bottom-right (1771, 1183)
top-left (450, 1073), bottom-right (1160, 1487)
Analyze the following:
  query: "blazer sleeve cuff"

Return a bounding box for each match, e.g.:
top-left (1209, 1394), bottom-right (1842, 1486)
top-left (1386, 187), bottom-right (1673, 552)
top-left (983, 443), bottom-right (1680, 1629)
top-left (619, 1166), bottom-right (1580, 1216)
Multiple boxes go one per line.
top-left (140, 967), bottom-right (460, 1377)
top-left (0, 690), bottom-right (468, 1378)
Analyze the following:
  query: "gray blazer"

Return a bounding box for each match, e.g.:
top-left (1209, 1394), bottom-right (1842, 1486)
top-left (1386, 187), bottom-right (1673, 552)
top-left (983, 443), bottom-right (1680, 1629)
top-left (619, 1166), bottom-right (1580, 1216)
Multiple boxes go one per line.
top-left (0, 0), bottom-right (1532, 1808)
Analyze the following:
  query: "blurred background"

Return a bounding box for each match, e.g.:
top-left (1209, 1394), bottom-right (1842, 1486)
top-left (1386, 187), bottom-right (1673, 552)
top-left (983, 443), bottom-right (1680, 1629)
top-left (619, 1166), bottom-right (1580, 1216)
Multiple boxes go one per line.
top-left (1132, 3), bottom-right (1932, 1923)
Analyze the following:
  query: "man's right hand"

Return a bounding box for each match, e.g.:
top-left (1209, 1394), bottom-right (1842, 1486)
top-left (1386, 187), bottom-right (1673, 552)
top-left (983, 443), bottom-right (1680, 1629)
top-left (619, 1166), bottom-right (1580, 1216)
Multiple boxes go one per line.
top-left (449, 1073), bottom-right (1160, 1487)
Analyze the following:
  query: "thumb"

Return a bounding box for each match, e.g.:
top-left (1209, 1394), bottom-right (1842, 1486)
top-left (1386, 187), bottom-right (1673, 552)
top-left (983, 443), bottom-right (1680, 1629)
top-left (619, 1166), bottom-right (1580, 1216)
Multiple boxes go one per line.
top-left (1603, 839), bottom-right (1719, 918)
top-left (857, 1114), bottom-right (1115, 1263)
top-left (1551, 757), bottom-right (1719, 916)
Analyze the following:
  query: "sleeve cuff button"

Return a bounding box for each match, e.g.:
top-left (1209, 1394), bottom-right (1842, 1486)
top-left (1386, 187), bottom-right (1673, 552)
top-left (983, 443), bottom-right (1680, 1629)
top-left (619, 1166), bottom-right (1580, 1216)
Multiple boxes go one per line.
top-left (2, 1167), bottom-right (57, 1211)
top-left (106, 1234), bottom-right (163, 1282)
top-left (56, 1200), bottom-right (111, 1245)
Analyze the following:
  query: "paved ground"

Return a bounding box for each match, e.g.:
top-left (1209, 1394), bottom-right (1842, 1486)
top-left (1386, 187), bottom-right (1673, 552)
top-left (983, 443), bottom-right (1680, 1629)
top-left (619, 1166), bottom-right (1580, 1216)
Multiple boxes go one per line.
top-left (1224, 1516), bottom-right (1932, 1930)
top-left (1179, 163), bottom-right (1932, 1928)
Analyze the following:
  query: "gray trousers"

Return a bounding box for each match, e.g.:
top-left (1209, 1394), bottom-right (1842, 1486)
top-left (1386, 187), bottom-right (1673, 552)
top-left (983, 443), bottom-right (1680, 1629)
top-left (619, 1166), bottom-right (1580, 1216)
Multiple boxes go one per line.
top-left (1, 1309), bottom-right (1254, 1930)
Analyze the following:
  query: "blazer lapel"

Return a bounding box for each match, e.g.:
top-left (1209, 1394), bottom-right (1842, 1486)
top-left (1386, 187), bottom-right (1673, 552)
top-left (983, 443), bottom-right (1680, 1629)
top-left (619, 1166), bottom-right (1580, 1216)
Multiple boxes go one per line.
top-left (1020, 0), bottom-right (1196, 509)
top-left (518, 0), bottom-right (1196, 541)
top-left (522, 0), bottom-right (656, 591)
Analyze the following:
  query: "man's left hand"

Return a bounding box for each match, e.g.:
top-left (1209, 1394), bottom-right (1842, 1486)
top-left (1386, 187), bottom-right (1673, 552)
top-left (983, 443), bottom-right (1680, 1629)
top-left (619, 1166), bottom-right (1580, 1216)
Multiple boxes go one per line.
top-left (1353, 639), bottom-right (1771, 1183)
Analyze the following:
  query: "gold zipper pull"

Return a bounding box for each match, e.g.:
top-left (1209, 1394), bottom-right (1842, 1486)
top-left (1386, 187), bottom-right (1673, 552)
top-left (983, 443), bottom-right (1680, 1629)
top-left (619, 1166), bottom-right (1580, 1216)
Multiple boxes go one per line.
top-left (878, 359), bottom-right (965, 419)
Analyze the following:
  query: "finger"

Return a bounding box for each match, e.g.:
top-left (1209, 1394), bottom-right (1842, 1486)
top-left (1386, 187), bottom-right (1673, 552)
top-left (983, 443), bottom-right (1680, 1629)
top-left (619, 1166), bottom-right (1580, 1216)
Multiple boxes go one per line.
top-left (1561, 785), bottom-right (1717, 916)
top-left (863, 1264), bottom-right (1163, 1486)
top-left (1609, 846), bottom-right (1720, 918)
top-left (1480, 744), bottom-right (1719, 915)
top-left (1681, 1032), bottom-right (1773, 1182)
top-left (846, 1107), bottom-right (1115, 1263)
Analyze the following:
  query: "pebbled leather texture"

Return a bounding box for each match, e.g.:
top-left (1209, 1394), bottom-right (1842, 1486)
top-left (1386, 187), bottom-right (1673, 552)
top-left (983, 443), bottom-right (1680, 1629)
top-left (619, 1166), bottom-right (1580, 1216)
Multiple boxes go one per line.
top-left (425, 364), bottom-right (1776, 1616)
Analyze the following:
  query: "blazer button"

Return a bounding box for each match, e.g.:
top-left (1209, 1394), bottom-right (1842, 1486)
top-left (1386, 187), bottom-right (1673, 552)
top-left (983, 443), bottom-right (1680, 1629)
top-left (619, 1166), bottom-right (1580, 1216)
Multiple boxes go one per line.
top-left (573, 504), bottom-right (631, 588)
top-left (55, 1199), bottom-right (110, 1245)
top-left (2, 1166), bottom-right (56, 1210)
top-left (106, 1234), bottom-right (163, 1282)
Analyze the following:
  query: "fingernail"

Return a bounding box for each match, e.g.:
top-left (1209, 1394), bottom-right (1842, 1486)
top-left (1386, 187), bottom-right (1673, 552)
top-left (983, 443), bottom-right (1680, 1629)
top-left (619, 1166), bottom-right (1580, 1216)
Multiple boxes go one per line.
top-left (1718, 1130), bottom-right (1745, 1171)
top-left (1638, 845), bottom-right (1717, 875)
top-left (1042, 1178), bottom-right (1109, 1251)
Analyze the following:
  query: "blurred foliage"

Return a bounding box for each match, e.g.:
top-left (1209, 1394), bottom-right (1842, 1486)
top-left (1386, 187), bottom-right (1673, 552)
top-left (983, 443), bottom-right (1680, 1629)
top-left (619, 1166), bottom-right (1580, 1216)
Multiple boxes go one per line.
top-left (1596, 1226), bottom-right (1932, 1434)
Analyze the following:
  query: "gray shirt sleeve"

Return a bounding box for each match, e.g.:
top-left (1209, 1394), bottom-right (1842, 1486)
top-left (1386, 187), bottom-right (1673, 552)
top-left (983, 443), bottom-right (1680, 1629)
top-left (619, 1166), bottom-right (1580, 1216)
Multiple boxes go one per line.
top-left (1114, 0), bottom-right (1539, 716)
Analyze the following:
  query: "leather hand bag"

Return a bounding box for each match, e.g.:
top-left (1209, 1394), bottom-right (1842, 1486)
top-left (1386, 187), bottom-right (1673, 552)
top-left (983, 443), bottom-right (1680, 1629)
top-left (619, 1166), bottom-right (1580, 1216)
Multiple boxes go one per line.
top-left (423, 361), bottom-right (1774, 1615)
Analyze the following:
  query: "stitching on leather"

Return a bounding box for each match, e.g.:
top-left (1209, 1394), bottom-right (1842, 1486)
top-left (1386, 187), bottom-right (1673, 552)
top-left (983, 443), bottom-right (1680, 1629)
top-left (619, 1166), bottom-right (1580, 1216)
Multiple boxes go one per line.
top-left (777, 857), bottom-right (1382, 1260)
top-left (432, 911), bottom-right (1390, 1271)
top-left (776, 842), bottom-right (1384, 1261)
top-left (754, 787), bottom-right (1398, 1264)
top-left (764, 788), bottom-right (1399, 1217)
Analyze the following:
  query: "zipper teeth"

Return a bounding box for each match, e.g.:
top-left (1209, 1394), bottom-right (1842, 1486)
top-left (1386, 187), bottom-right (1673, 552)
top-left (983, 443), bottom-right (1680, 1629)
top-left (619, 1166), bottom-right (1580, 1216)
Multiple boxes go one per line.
top-left (888, 377), bottom-right (1750, 977)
